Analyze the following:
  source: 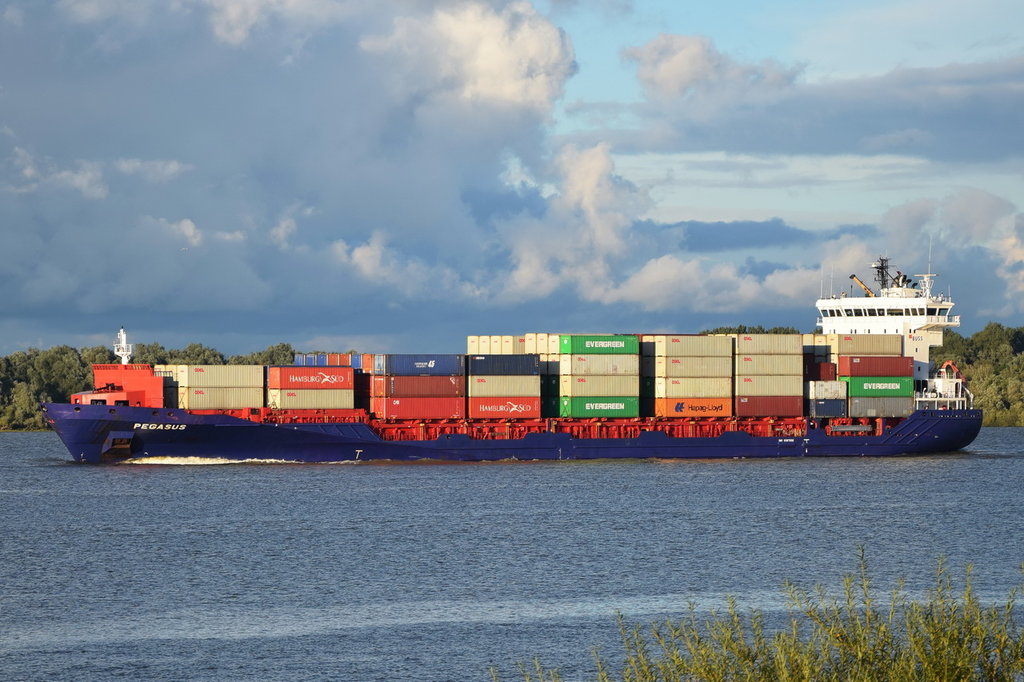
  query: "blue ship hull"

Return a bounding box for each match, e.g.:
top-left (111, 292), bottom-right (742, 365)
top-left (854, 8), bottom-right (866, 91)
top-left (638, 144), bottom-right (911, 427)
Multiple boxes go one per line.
top-left (42, 403), bottom-right (983, 464)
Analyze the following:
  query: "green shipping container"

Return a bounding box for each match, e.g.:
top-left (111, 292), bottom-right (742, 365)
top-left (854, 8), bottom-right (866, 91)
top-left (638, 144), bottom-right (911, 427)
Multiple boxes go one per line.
top-left (559, 396), bottom-right (640, 418)
top-left (842, 376), bottom-right (914, 397)
top-left (558, 335), bottom-right (639, 355)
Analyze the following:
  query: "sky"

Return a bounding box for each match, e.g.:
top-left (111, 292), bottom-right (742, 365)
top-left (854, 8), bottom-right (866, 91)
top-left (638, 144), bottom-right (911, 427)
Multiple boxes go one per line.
top-left (1, 0), bottom-right (1022, 356)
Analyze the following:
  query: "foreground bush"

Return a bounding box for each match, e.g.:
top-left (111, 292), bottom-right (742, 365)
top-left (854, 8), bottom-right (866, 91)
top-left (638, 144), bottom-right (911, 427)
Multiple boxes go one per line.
top-left (493, 552), bottom-right (1024, 681)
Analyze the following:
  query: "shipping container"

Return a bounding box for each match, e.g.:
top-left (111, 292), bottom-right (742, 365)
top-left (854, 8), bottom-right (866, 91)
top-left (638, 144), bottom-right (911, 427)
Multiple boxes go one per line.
top-left (558, 334), bottom-right (639, 355)
top-left (478, 336), bottom-right (491, 354)
top-left (735, 334), bottom-right (803, 355)
top-left (350, 354), bottom-right (363, 371)
top-left (468, 396), bottom-right (541, 419)
top-left (830, 334), bottom-right (903, 356)
top-left (559, 354), bottom-right (640, 376)
top-left (466, 335), bottom-right (480, 354)
top-left (655, 377), bottom-right (733, 399)
top-left (842, 376), bottom-right (914, 397)
top-left (178, 387), bottom-right (264, 409)
top-left (838, 356), bottom-right (914, 377)
top-left (540, 374), bottom-right (560, 396)
top-left (641, 376), bottom-right (656, 399)
top-left (808, 398), bottom-right (847, 418)
top-left (802, 333), bottom-right (832, 360)
top-left (848, 397), bottom-right (915, 418)
top-left (653, 335), bottom-right (733, 357)
top-left (733, 354), bottom-right (805, 375)
top-left (293, 353), bottom-right (306, 366)
top-left (559, 375), bottom-right (640, 397)
top-left (807, 380), bottom-right (847, 400)
top-left (541, 395), bottom-right (560, 418)
top-left (370, 375), bottom-right (466, 398)
top-left (373, 354), bottom-right (465, 376)
top-left (267, 388), bottom-right (354, 409)
top-left (466, 354), bottom-right (541, 376)
top-left (734, 395), bottom-right (803, 417)
top-left (733, 375), bottom-right (804, 397)
top-left (175, 365), bottom-right (264, 388)
top-left (640, 335), bottom-right (656, 357)
top-left (559, 396), bottom-right (639, 418)
top-left (268, 366), bottom-right (354, 390)
top-left (361, 354), bottom-right (374, 373)
top-left (467, 375), bottom-right (541, 397)
top-left (646, 356), bottom-right (733, 378)
top-left (370, 397), bottom-right (465, 420)
top-left (653, 397), bottom-right (733, 418)
top-left (803, 359), bottom-right (837, 381)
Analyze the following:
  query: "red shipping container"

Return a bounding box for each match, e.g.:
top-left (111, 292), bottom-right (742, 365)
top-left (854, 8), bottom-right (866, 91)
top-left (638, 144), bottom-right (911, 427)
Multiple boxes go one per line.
top-left (468, 397), bottom-right (541, 419)
top-left (838, 356), bottom-right (913, 377)
top-left (371, 397), bottom-right (465, 419)
top-left (370, 375), bottom-right (466, 398)
top-left (362, 354), bottom-right (375, 374)
top-left (326, 353), bottom-right (352, 366)
top-left (734, 396), bottom-right (803, 417)
top-left (268, 366), bottom-right (354, 389)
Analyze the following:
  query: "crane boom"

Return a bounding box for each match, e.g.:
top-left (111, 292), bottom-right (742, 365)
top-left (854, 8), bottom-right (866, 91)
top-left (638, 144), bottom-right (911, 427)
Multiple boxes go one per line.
top-left (849, 274), bottom-right (876, 297)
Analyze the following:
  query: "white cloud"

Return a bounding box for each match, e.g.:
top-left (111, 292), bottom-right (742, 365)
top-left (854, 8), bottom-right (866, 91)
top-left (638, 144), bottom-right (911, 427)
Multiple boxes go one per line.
top-left (114, 158), bottom-right (193, 183)
top-left (361, 1), bottom-right (576, 113)
top-left (51, 161), bottom-right (108, 199)
top-left (199, 0), bottom-right (358, 45)
top-left (147, 216), bottom-right (203, 247)
top-left (3, 4), bottom-right (24, 27)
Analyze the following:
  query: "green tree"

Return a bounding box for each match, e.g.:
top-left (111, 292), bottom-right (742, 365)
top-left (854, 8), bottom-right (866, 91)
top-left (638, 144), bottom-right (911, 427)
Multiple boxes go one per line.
top-left (229, 343), bottom-right (297, 366)
top-left (167, 343), bottom-right (225, 365)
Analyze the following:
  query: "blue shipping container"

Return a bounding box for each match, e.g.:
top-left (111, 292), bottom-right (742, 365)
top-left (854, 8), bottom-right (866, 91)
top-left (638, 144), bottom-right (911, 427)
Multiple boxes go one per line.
top-left (293, 353), bottom-right (306, 366)
top-left (808, 398), bottom-right (846, 418)
top-left (466, 354), bottom-right (540, 376)
top-left (374, 354), bottom-right (465, 376)
top-left (350, 355), bottom-right (363, 370)
top-left (315, 353), bottom-right (328, 367)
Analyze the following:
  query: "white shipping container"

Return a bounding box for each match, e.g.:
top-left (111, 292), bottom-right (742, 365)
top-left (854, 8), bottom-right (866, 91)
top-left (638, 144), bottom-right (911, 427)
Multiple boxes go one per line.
top-left (524, 333), bottom-right (537, 355)
top-left (654, 335), bottom-right (733, 357)
top-left (733, 354), bottom-right (804, 375)
top-left (655, 377), bottom-right (733, 399)
top-left (734, 375), bottom-right (804, 397)
top-left (651, 356), bottom-right (733, 378)
top-left (559, 354), bottom-right (640, 376)
top-left (547, 334), bottom-right (561, 354)
top-left (466, 336), bottom-right (480, 354)
top-left (176, 365), bottom-right (264, 388)
top-left (735, 334), bottom-right (803, 355)
top-left (490, 336), bottom-right (503, 354)
top-left (468, 375), bottom-right (541, 397)
top-left (808, 381), bottom-right (847, 400)
top-left (178, 387), bottom-right (264, 409)
top-left (267, 388), bottom-right (354, 409)
top-left (559, 375), bottom-right (639, 397)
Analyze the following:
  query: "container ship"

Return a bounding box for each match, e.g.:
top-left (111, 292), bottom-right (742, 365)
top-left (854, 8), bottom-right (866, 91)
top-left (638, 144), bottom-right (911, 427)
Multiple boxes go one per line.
top-left (43, 258), bottom-right (982, 463)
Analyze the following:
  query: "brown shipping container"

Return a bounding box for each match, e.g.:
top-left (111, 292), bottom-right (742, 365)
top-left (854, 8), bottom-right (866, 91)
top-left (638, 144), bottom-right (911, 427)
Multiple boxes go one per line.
top-left (467, 375), bottom-right (541, 397)
top-left (848, 397), bottom-right (915, 418)
top-left (370, 375), bottom-right (466, 398)
top-left (733, 354), bottom-right (804, 375)
top-left (735, 334), bottom-right (803, 355)
top-left (371, 397), bottom-right (465, 419)
top-left (654, 335), bottom-right (733, 357)
top-left (178, 387), bottom-right (264, 409)
top-left (468, 396), bottom-right (541, 419)
top-left (648, 356), bottom-right (733, 378)
top-left (559, 354), bottom-right (640, 376)
top-left (830, 334), bottom-right (903, 356)
top-left (653, 397), bottom-right (733, 417)
top-left (734, 396), bottom-right (803, 417)
top-left (803, 360), bottom-right (837, 381)
top-left (559, 375), bottom-right (639, 397)
top-left (734, 375), bottom-right (803, 397)
top-left (267, 389), bottom-right (354, 409)
top-left (268, 366), bottom-right (354, 390)
top-left (176, 365), bottom-right (264, 388)
top-left (838, 356), bottom-right (914, 377)
top-left (655, 377), bottom-right (732, 399)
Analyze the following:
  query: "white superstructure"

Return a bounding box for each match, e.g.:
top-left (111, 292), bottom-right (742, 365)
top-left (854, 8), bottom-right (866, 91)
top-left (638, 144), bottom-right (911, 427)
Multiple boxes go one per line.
top-left (816, 257), bottom-right (971, 409)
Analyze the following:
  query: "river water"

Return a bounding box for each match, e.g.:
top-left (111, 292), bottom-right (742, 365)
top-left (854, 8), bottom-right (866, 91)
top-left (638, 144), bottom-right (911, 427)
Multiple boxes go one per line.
top-left (2, 429), bottom-right (1022, 681)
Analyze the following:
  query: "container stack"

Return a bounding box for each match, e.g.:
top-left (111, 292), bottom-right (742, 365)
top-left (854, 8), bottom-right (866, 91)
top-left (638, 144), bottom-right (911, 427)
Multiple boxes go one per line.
top-left (267, 366), bottom-right (355, 409)
top-left (733, 334), bottom-right (804, 417)
top-left (557, 335), bottom-right (640, 418)
top-left (644, 335), bottom-right (734, 418)
top-left (370, 354), bottom-right (466, 419)
top-left (466, 335), bottom-right (528, 355)
top-left (166, 365), bottom-right (265, 409)
top-left (293, 352), bottom-right (351, 367)
top-left (839, 352), bottom-right (915, 418)
top-left (466, 355), bottom-right (541, 418)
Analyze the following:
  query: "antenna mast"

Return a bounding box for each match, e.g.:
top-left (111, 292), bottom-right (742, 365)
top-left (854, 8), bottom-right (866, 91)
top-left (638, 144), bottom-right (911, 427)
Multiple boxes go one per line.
top-left (114, 327), bottom-right (133, 365)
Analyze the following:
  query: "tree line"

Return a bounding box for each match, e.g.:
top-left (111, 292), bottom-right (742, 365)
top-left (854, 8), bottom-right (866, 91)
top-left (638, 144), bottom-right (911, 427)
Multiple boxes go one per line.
top-left (0, 324), bottom-right (1021, 430)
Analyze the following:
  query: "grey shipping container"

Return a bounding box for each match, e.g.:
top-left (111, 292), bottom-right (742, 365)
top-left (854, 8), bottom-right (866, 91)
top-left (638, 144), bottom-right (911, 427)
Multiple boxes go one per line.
top-left (848, 396), bottom-right (915, 418)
